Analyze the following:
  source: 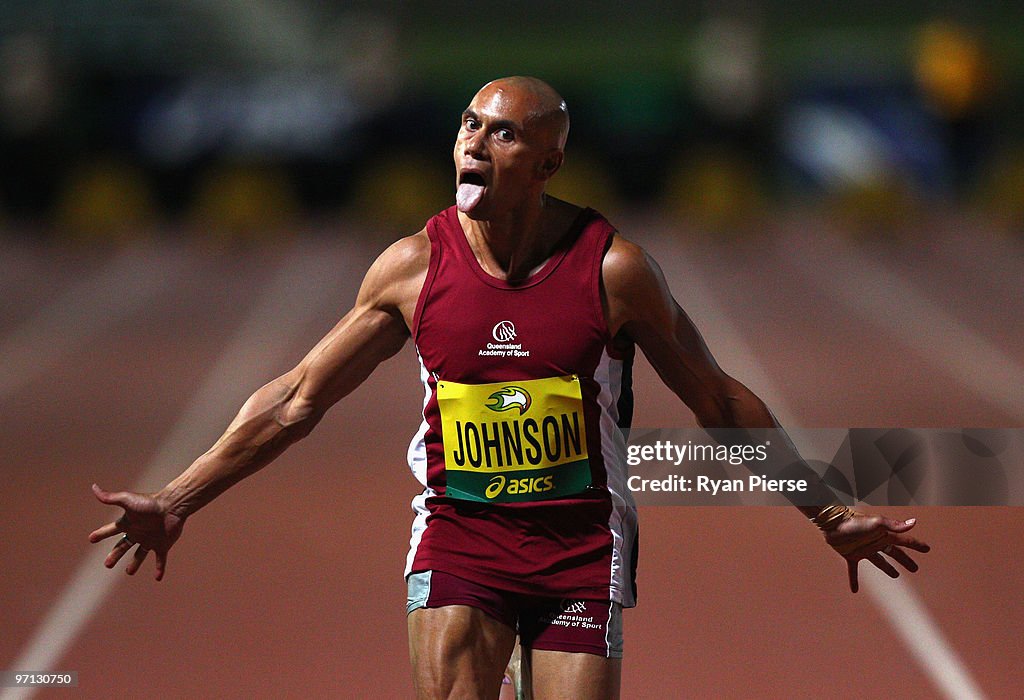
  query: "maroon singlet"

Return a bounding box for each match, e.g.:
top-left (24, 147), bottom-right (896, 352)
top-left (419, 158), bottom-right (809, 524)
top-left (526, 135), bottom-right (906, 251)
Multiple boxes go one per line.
top-left (405, 206), bottom-right (638, 606)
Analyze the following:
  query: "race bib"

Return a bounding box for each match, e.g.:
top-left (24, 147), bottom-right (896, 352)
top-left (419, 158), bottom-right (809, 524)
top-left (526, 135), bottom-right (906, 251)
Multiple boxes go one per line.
top-left (437, 375), bottom-right (591, 503)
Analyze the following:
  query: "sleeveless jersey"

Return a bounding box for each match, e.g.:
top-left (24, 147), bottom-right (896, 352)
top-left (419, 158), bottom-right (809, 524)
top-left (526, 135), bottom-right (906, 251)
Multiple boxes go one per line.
top-left (405, 205), bottom-right (639, 606)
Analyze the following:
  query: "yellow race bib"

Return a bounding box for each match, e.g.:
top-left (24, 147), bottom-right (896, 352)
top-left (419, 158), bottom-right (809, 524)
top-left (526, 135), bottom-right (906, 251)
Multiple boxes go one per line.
top-left (437, 375), bottom-right (591, 502)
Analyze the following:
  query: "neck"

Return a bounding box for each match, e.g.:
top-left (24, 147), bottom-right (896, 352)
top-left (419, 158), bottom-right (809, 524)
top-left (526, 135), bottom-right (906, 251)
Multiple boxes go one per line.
top-left (459, 193), bottom-right (558, 282)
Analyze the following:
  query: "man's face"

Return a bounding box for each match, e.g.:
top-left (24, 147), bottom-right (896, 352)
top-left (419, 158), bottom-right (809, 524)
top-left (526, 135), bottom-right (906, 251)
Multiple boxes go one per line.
top-left (453, 82), bottom-right (561, 220)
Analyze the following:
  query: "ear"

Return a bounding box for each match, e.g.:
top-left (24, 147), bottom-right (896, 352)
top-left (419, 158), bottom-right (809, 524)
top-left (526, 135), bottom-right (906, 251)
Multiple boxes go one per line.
top-left (537, 150), bottom-right (564, 180)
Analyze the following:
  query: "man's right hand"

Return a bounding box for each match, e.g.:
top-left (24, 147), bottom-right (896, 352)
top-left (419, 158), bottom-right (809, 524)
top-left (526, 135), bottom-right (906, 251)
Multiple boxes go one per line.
top-left (89, 484), bottom-right (185, 581)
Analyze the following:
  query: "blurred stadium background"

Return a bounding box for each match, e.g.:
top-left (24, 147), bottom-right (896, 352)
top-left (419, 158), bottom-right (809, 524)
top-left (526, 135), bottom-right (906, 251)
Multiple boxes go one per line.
top-left (1, 1), bottom-right (1023, 236)
top-left (2, 3), bottom-right (1023, 699)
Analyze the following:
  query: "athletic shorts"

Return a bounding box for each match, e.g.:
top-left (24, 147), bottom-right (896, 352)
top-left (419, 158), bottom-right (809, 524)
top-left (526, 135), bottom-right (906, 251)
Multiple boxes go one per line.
top-left (406, 570), bottom-right (623, 658)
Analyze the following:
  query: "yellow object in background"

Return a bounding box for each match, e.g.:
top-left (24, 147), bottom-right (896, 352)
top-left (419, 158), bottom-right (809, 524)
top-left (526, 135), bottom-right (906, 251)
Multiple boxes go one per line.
top-left (188, 163), bottom-right (299, 243)
top-left (662, 148), bottom-right (766, 236)
top-left (54, 160), bottom-right (157, 243)
top-left (348, 153), bottom-right (450, 236)
top-left (914, 21), bottom-right (992, 120)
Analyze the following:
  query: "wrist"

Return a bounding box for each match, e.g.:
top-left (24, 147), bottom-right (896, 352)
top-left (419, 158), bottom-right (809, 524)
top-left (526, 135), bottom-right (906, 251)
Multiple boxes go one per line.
top-left (156, 483), bottom-right (198, 520)
top-left (810, 504), bottom-right (854, 532)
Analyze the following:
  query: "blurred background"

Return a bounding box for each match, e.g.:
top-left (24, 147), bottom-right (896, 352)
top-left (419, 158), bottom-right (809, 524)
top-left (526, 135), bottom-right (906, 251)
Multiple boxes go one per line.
top-left (2, 3), bottom-right (1023, 699)
top-left (1, 1), bottom-right (1023, 239)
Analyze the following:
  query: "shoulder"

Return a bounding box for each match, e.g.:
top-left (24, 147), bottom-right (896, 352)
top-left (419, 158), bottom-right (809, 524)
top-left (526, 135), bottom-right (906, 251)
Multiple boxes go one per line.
top-left (373, 229), bottom-right (431, 278)
top-left (602, 233), bottom-right (662, 294)
top-left (358, 229), bottom-right (431, 309)
top-left (601, 233), bottom-right (674, 338)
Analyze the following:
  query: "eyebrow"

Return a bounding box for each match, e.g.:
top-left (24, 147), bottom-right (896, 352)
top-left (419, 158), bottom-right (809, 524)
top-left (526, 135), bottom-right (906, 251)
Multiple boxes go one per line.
top-left (462, 109), bottom-right (520, 133)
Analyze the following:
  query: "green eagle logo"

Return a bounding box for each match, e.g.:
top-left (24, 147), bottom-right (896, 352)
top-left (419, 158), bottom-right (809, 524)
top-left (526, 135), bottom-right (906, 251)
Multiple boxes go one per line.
top-left (486, 386), bottom-right (532, 415)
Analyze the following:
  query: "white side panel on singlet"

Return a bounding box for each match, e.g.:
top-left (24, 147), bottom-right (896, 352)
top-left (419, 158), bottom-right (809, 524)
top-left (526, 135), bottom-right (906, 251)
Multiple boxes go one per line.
top-left (594, 348), bottom-right (639, 607)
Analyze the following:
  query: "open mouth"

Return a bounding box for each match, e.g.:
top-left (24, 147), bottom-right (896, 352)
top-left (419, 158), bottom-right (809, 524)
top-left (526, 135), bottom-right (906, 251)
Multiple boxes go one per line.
top-left (459, 171), bottom-right (486, 186)
top-left (456, 171), bottom-right (487, 212)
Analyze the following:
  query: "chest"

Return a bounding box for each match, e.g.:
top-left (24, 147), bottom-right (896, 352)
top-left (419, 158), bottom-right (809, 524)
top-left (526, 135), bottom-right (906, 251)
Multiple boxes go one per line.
top-left (416, 269), bottom-right (606, 382)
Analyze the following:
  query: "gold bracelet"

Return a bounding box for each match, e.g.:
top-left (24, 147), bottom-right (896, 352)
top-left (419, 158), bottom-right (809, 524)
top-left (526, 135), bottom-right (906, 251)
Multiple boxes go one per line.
top-left (811, 504), bottom-right (853, 532)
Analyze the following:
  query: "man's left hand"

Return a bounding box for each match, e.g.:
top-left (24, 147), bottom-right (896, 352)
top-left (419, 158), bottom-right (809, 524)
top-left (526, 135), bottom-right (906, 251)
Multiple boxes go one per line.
top-left (825, 513), bottom-right (930, 593)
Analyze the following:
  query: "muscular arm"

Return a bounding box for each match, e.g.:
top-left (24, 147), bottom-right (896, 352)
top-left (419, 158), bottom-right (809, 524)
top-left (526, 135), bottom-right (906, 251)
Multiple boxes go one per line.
top-left (158, 232), bottom-right (430, 518)
top-left (602, 236), bottom-right (771, 427)
top-left (90, 232), bottom-right (432, 579)
top-left (602, 235), bottom-right (828, 517)
top-left (602, 235), bottom-right (929, 591)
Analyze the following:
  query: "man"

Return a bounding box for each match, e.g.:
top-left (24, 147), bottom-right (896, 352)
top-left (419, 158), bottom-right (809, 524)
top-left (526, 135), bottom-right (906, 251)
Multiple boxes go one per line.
top-left (90, 77), bottom-right (929, 699)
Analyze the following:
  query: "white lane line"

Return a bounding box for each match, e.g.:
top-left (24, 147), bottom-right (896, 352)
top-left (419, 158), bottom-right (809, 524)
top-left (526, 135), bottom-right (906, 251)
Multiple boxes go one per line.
top-left (644, 236), bottom-right (986, 700)
top-left (860, 565), bottom-right (986, 700)
top-left (0, 244), bottom-right (190, 401)
top-left (1, 241), bottom-right (355, 700)
top-left (783, 232), bottom-right (1024, 421)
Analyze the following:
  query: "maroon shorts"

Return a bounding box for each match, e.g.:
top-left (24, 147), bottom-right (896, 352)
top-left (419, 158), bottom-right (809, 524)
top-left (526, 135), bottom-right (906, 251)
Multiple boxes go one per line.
top-left (406, 570), bottom-right (624, 658)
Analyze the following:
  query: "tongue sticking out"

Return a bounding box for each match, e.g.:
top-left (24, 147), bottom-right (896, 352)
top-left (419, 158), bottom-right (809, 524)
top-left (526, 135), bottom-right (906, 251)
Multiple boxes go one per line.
top-left (457, 183), bottom-right (485, 212)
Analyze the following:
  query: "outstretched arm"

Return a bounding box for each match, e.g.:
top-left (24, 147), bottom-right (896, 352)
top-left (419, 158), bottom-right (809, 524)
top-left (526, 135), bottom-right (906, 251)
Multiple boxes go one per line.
top-left (89, 232), bottom-right (430, 579)
top-left (601, 235), bottom-right (929, 591)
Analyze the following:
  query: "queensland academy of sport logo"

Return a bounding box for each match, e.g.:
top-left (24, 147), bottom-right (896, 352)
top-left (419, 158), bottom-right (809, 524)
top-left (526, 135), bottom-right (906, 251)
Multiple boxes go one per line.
top-left (486, 386), bottom-right (531, 415)
top-left (492, 320), bottom-right (517, 342)
top-left (560, 599), bottom-right (588, 614)
top-left (479, 319), bottom-right (530, 358)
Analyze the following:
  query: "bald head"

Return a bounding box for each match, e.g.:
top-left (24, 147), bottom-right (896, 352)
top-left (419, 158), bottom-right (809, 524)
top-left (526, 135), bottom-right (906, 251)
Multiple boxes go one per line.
top-left (476, 76), bottom-right (570, 150)
top-left (454, 76), bottom-right (570, 216)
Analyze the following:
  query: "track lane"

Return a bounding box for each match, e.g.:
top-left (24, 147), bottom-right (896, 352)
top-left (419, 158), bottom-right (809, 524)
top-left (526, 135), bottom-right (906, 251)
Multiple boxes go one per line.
top-left (2, 222), bottom-right (1020, 698)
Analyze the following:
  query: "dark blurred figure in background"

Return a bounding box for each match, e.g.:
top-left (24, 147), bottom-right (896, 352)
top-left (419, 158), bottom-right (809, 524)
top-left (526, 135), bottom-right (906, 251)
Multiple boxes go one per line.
top-left (0, 33), bottom-right (64, 222)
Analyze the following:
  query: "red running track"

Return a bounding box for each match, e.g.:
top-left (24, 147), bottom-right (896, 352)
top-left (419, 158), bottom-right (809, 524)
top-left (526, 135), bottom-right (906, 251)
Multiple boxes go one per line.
top-left (1, 214), bottom-right (1021, 698)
